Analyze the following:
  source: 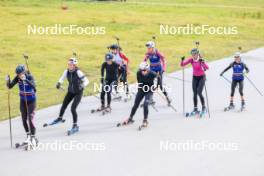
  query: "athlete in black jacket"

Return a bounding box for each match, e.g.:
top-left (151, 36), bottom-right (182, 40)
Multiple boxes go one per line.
top-left (51, 58), bottom-right (89, 132)
top-left (100, 53), bottom-right (119, 109)
top-left (122, 62), bottom-right (157, 127)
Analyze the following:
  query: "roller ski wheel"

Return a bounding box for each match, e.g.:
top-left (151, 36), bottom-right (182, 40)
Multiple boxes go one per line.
top-left (116, 118), bottom-right (135, 127)
top-left (67, 125), bottom-right (79, 136)
top-left (138, 120), bottom-right (148, 131)
top-left (43, 118), bottom-right (66, 127)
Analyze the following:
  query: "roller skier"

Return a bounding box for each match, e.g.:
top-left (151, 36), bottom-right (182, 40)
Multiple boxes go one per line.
top-left (109, 44), bottom-right (130, 99)
top-left (6, 65), bottom-right (38, 148)
top-left (181, 48), bottom-right (209, 117)
top-left (117, 62), bottom-right (157, 129)
top-left (220, 52), bottom-right (249, 111)
top-left (144, 41), bottom-right (171, 105)
top-left (46, 57), bottom-right (89, 135)
top-left (98, 53), bottom-right (119, 112)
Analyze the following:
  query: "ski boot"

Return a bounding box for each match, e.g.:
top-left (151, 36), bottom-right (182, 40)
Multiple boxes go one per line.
top-left (67, 123), bottom-right (79, 136)
top-left (199, 106), bottom-right (207, 118)
top-left (138, 119), bottom-right (148, 131)
top-left (224, 102), bottom-right (235, 112)
top-left (25, 135), bottom-right (39, 151)
top-left (240, 100), bottom-right (246, 111)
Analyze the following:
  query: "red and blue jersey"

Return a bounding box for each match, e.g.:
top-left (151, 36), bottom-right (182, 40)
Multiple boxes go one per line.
top-left (144, 49), bottom-right (166, 72)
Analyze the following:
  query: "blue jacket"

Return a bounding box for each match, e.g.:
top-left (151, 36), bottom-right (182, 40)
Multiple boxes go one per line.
top-left (7, 73), bottom-right (36, 102)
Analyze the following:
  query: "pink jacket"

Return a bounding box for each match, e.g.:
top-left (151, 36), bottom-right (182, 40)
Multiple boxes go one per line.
top-left (181, 57), bottom-right (209, 76)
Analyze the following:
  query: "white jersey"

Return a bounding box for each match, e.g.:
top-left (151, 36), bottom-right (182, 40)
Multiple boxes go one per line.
top-left (113, 53), bottom-right (123, 65)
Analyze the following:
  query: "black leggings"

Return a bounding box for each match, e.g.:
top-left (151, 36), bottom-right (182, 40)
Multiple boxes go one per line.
top-left (20, 100), bottom-right (36, 135)
top-left (129, 91), bottom-right (153, 120)
top-left (231, 80), bottom-right (244, 97)
top-left (118, 66), bottom-right (129, 94)
top-left (101, 79), bottom-right (117, 106)
top-left (192, 75), bottom-right (205, 108)
top-left (59, 91), bottom-right (83, 124)
top-left (156, 71), bottom-right (168, 97)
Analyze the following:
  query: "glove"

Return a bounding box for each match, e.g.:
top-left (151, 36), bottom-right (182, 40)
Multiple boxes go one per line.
top-left (56, 82), bottom-right (61, 89)
top-left (246, 70), bottom-right (249, 74)
top-left (5, 75), bottom-right (10, 81)
top-left (101, 78), bottom-right (104, 84)
top-left (199, 59), bottom-right (204, 63)
top-left (20, 74), bottom-right (26, 81)
top-left (181, 56), bottom-right (185, 61)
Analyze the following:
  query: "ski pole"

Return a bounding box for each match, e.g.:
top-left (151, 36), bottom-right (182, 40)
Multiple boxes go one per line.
top-left (244, 74), bottom-right (263, 96)
top-left (23, 81), bottom-right (31, 138)
top-left (152, 35), bottom-right (157, 46)
top-left (113, 36), bottom-right (121, 51)
top-left (7, 75), bottom-right (13, 148)
top-left (204, 80), bottom-right (211, 118)
top-left (23, 54), bottom-right (30, 73)
top-left (221, 75), bottom-right (232, 84)
top-left (182, 66), bottom-right (185, 115)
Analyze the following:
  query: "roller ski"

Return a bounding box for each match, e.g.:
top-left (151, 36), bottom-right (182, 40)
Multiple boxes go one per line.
top-left (224, 103), bottom-right (235, 112)
top-left (138, 119), bottom-right (148, 131)
top-left (91, 106), bottom-right (106, 114)
top-left (16, 135), bottom-right (38, 151)
top-left (185, 108), bottom-right (200, 117)
top-left (67, 124), bottom-right (79, 136)
top-left (116, 118), bottom-right (135, 127)
top-left (15, 134), bottom-right (31, 149)
top-left (43, 117), bottom-right (66, 127)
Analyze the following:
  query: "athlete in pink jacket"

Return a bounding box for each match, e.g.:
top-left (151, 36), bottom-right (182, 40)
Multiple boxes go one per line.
top-left (181, 48), bottom-right (209, 114)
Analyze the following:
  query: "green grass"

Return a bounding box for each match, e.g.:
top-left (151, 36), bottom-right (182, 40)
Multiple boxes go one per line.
top-left (0, 0), bottom-right (264, 120)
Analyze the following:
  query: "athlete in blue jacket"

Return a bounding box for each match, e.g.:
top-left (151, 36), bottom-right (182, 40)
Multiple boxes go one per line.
top-left (220, 52), bottom-right (249, 109)
top-left (6, 65), bottom-right (38, 146)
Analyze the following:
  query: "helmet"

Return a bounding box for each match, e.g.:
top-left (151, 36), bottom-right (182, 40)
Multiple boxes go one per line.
top-left (15, 65), bottom-right (26, 75)
top-left (109, 44), bottom-right (119, 50)
top-left (105, 53), bottom-right (113, 61)
top-left (68, 57), bottom-right (78, 65)
top-left (139, 62), bottom-right (150, 71)
top-left (234, 52), bottom-right (241, 58)
top-left (145, 41), bottom-right (155, 48)
top-left (190, 48), bottom-right (199, 55)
